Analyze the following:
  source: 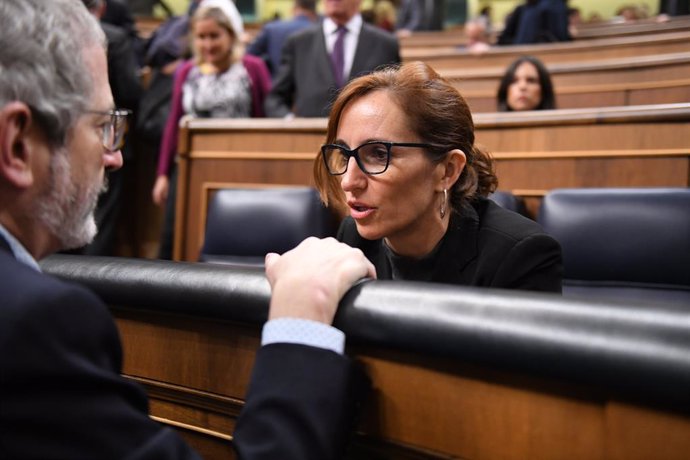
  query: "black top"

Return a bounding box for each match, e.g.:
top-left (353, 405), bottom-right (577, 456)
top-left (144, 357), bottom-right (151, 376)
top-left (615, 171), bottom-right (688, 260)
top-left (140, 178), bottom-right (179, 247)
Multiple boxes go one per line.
top-left (337, 197), bottom-right (563, 293)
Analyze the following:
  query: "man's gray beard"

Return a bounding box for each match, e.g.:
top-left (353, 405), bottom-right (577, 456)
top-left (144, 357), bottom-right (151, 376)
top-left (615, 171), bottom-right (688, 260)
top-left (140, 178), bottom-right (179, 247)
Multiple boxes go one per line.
top-left (35, 148), bottom-right (106, 250)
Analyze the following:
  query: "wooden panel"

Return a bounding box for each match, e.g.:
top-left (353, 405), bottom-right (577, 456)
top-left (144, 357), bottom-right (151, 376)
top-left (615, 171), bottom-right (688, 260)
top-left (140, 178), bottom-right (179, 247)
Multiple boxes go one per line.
top-left (493, 154), bottom-right (690, 190)
top-left (355, 350), bottom-right (606, 460)
top-left (112, 307), bottom-right (690, 460)
top-left (629, 85), bottom-right (690, 105)
top-left (477, 124), bottom-right (690, 152)
top-left (606, 404), bottom-right (690, 460)
top-left (464, 80), bottom-right (690, 112)
top-left (116, 308), bottom-right (260, 397)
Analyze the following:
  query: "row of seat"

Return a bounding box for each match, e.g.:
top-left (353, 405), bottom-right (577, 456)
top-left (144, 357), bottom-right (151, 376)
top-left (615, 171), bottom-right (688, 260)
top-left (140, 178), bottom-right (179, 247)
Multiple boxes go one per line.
top-left (200, 187), bottom-right (690, 307)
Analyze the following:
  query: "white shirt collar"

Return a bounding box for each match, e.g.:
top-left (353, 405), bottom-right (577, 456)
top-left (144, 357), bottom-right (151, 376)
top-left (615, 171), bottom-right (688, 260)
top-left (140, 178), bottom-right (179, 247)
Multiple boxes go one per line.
top-left (323, 13), bottom-right (362, 37)
top-left (0, 222), bottom-right (41, 271)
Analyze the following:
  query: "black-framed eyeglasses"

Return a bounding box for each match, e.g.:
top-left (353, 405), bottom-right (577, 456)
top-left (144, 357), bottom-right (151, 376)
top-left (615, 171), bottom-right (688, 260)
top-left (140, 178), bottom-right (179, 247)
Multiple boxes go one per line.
top-left (87, 109), bottom-right (132, 151)
top-left (321, 141), bottom-right (434, 175)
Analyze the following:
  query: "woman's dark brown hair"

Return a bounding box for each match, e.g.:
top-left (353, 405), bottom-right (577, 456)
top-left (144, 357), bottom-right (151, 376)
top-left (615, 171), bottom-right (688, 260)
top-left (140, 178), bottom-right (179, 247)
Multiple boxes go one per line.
top-left (314, 61), bottom-right (497, 216)
top-left (496, 55), bottom-right (556, 111)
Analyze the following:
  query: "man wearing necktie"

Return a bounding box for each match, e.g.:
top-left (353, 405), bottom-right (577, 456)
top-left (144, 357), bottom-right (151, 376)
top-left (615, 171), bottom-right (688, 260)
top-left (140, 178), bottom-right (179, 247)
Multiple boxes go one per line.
top-left (265, 0), bottom-right (400, 118)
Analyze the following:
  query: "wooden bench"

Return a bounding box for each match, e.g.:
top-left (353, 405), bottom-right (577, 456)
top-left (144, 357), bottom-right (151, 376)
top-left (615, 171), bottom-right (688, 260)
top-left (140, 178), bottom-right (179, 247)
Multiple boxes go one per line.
top-left (464, 78), bottom-right (690, 112)
top-left (575, 15), bottom-right (690, 39)
top-left (42, 255), bottom-right (690, 460)
top-left (402, 31), bottom-right (690, 69)
top-left (397, 16), bottom-right (690, 48)
top-left (453, 52), bottom-right (690, 111)
top-left (170, 103), bottom-right (690, 261)
top-left (443, 51), bottom-right (690, 93)
top-left (460, 53), bottom-right (690, 110)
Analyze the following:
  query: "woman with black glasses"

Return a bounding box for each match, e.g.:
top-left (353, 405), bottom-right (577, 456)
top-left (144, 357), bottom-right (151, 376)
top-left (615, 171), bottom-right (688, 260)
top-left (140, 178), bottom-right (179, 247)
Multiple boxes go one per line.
top-left (314, 61), bottom-right (562, 292)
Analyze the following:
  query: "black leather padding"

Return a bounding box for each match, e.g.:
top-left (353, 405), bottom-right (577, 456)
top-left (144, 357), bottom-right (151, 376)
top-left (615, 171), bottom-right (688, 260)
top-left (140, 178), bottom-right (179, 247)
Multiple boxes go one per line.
top-left (538, 188), bottom-right (690, 304)
top-left (42, 255), bottom-right (690, 407)
top-left (41, 255), bottom-right (271, 322)
top-left (199, 187), bottom-right (336, 265)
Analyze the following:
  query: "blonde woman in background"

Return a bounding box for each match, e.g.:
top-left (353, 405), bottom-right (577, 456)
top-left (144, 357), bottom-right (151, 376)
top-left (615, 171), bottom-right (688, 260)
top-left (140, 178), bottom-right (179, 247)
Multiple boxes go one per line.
top-left (152, 0), bottom-right (271, 259)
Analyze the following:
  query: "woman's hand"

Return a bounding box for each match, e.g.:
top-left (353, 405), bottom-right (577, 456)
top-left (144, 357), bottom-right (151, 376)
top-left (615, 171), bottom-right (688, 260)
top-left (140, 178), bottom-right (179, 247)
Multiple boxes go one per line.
top-left (152, 175), bottom-right (169, 206)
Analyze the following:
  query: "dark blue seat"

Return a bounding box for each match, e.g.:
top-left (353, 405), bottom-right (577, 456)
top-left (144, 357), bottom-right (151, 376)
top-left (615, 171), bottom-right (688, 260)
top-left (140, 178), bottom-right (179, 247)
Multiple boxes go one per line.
top-left (538, 188), bottom-right (690, 306)
top-left (489, 190), bottom-right (528, 216)
top-left (199, 187), bottom-right (336, 266)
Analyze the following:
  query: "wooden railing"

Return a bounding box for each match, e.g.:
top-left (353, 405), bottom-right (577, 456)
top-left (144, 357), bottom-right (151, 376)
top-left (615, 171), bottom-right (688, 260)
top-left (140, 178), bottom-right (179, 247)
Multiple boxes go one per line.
top-left (443, 51), bottom-right (690, 92)
top-left (41, 255), bottom-right (690, 460)
top-left (446, 52), bottom-right (690, 111)
top-left (397, 15), bottom-right (690, 48)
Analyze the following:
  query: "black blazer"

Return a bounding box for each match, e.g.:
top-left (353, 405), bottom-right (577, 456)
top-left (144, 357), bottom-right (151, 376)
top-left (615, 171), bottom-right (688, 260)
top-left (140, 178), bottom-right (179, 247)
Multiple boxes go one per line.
top-left (264, 21), bottom-right (400, 118)
top-left (0, 239), bottom-right (366, 459)
top-left (337, 198), bottom-right (563, 293)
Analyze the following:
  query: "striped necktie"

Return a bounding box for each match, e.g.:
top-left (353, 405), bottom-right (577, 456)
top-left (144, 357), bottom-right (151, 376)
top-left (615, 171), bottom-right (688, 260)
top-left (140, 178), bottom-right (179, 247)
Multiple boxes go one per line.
top-left (330, 26), bottom-right (347, 88)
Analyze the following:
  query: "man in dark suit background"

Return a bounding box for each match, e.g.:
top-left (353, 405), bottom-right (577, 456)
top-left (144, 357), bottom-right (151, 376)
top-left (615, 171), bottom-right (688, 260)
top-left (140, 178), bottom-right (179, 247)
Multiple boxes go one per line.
top-left (0, 0), bottom-right (375, 458)
top-left (264, 0), bottom-right (400, 118)
top-left (78, 0), bottom-right (142, 256)
top-left (396, 0), bottom-right (446, 36)
top-left (247, 0), bottom-right (319, 77)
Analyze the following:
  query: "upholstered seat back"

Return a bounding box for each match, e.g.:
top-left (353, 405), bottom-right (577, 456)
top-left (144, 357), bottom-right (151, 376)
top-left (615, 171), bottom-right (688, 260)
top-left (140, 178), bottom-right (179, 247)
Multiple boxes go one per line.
top-left (488, 190), bottom-right (528, 216)
top-left (200, 187), bottom-right (336, 265)
top-left (538, 188), bottom-right (690, 305)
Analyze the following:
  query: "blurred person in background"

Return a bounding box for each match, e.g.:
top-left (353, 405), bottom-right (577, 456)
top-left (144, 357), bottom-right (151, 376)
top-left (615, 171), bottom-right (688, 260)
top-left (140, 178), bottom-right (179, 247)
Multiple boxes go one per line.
top-left (497, 56), bottom-right (556, 111)
top-left (498, 0), bottom-right (570, 45)
top-left (75, 0), bottom-right (142, 256)
top-left (373, 0), bottom-right (397, 32)
top-left (247, 0), bottom-right (319, 77)
top-left (464, 20), bottom-right (491, 55)
top-left (152, 0), bottom-right (271, 259)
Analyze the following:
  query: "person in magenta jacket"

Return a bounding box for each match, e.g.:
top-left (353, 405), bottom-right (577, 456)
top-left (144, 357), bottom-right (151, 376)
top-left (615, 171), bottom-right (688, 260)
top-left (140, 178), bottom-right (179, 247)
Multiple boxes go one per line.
top-left (152, 2), bottom-right (271, 259)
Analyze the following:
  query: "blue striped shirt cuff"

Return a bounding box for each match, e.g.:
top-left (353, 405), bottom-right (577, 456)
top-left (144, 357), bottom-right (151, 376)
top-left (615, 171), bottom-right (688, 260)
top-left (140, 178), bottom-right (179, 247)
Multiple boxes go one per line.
top-left (261, 318), bottom-right (345, 355)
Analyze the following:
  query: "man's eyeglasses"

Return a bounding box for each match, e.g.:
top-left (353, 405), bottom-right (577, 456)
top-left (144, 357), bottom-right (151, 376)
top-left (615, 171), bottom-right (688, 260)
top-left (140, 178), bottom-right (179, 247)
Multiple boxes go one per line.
top-left (88, 109), bottom-right (132, 151)
top-left (321, 141), bottom-right (434, 175)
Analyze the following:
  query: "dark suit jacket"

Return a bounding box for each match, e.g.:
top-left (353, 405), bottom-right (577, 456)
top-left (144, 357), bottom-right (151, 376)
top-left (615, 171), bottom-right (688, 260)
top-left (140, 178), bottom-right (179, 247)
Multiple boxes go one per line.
top-left (79, 23), bottom-right (142, 256)
top-left (247, 14), bottom-right (316, 76)
top-left (396, 0), bottom-right (425, 30)
top-left (0, 238), bottom-right (366, 459)
top-left (103, 22), bottom-right (141, 116)
top-left (264, 21), bottom-right (400, 118)
top-left (102, 0), bottom-right (138, 40)
top-left (512, 0), bottom-right (570, 45)
top-left (337, 198), bottom-right (563, 293)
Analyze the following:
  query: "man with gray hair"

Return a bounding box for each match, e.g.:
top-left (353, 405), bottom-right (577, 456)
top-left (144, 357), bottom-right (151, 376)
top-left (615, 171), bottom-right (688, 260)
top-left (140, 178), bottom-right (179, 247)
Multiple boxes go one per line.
top-left (0, 0), bottom-right (375, 458)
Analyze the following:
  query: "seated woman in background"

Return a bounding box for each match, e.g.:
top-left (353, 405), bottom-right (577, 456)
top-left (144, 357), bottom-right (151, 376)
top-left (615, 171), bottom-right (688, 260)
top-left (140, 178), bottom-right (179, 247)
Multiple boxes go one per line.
top-left (153, 0), bottom-right (271, 259)
top-left (497, 55), bottom-right (556, 111)
top-left (313, 61), bottom-right (562, 292)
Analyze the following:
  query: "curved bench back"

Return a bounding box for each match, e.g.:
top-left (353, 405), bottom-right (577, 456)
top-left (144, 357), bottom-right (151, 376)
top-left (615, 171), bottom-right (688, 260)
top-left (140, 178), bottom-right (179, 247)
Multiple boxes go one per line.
top-left (538, 187), bottom-right (690, 305)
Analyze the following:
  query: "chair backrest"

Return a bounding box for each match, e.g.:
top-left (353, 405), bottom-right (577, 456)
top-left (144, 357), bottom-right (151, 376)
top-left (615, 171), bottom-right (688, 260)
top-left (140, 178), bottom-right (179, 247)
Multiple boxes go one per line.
top-left (488, 190), bottom-right (528, 216)
top-left (537, 188), bottom-right (690, 305)
top-left (199, 187), bottom-right (336, 265)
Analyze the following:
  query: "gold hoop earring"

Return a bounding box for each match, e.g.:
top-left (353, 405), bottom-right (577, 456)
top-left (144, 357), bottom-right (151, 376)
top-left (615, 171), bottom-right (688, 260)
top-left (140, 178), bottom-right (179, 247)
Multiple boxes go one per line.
top-left (440, 189), bottom-right (448, 219)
